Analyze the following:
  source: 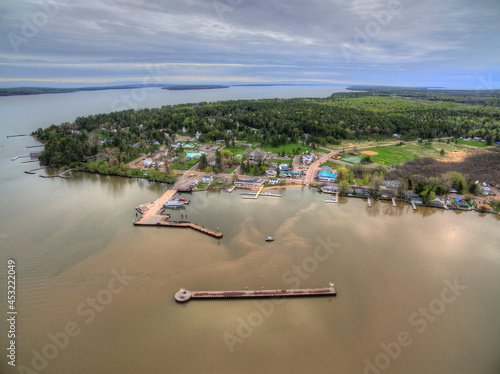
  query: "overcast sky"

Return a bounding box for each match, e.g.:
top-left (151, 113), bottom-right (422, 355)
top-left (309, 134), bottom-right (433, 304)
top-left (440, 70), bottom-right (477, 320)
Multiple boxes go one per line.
top-left (1, 0), bottom-right (499, 88)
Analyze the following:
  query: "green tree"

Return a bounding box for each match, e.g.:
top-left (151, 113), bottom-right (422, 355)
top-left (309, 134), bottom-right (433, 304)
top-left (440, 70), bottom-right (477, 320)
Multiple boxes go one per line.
top-left (339, 180), bottom-right (350, 194)
top-left (198, 153), bottom-right (208, 171)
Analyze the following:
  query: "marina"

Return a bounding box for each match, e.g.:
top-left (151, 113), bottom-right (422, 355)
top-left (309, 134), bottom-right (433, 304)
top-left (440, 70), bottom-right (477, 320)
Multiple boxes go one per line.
top-left (175, 284), bottom-right (336, 303)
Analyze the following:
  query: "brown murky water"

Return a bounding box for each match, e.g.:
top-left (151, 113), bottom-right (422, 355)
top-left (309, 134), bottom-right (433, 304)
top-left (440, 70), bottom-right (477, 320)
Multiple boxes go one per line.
top-left (1, 89), bottom-right (499, 373)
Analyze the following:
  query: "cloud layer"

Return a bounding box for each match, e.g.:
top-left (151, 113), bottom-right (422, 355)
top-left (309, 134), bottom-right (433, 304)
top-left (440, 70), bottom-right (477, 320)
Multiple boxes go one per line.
top-left (1, 0), bottom-right (499, 88)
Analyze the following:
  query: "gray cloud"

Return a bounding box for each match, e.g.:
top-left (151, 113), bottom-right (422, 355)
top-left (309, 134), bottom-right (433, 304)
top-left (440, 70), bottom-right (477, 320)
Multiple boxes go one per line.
top-left (0, 0), bottom-right (499, 87)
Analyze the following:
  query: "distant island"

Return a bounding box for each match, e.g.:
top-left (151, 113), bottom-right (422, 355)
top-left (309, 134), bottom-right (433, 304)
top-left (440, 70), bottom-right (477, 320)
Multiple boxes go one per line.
top-left (164, 85), bottom-right (229, 91)
top-left (0, 84), bottom-right (167, 97)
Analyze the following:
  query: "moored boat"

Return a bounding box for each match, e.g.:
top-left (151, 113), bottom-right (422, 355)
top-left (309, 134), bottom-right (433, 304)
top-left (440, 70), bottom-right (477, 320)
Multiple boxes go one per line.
top-left (164, 199), bottom-right (185, 208)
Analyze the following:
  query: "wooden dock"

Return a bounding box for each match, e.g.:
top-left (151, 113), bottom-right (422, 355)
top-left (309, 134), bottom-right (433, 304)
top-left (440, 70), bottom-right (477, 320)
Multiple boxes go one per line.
top-left (175, 284), bottom-right (336, 303)
top-left (367, 197), bottom-right (372, 207)
top-left (11, 155), bottom-right (30, 161)
top-left (411, 202), bottom-right (417, 210)
top-left (135, 219), bottom-right (222, 238)
top-left (7, 134), bottom-right (30, 138)
top-left (325, 192), bottom-right (338, 203)
top-left (392, 197), bottom-right (396, 207)
top-left (24, 166), bottom-right (47, 175)
top-left (39, 168), bottom-right (74, 179)
top-left (241, 185), bottom-right (264, 199)
top-left (227, 185), bottom-right (235, 193)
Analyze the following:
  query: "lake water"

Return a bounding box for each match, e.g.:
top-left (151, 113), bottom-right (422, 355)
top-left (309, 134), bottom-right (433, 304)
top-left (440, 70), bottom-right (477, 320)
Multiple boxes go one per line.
top-left (0, 87), bottom-right (499, 374)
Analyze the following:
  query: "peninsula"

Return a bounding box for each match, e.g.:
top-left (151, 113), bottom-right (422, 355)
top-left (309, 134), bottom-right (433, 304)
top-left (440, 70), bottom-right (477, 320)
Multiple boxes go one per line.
top-left (24, 86), bottom-right (500, 215)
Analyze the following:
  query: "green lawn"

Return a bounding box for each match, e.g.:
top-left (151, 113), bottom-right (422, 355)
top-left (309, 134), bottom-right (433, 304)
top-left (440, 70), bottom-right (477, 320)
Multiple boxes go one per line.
top-left (262, 142), bottom-right (311, 155)
top-left (456, 139), bottom-right (490, 148)
top-left (316, 148), bottom-right (331, 153)
top-left (194, 182), bottom-right (207, 190)
top-left (171, 159), bottom-right (198, 170)
top-left (320, 160), bottom-right (338, 168)
top-left (223, 146), bottom-right (250, 156)
top-left (363, 146), bottom-right (418, 165)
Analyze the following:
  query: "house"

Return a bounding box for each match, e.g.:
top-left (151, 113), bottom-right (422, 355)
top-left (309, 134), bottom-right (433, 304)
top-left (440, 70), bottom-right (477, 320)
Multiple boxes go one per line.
top-left (266, 169), bottom-right (277, 178)
top-left (323, 185), bottom-right (339, 193)
top-left (268, 178), bottom-right (279, 185)
top-left (405, 193), bottom-right (422, 204)
top-left (171, 142), bottom-right (181, 148)
top-left (473, 137), bottom-right (482, 141)
top-left (318, 166), bottom-right (337, 182)
top-left (431, 197), bottom-right (446, 207)
top-left (202, 175), bottom-right (214, 184)
top-left (143, 158), bottom-right (153, 168)
top-left (382, 180), bottom-right (401, 189)
top-left (234, 179), bottom-right (264, 188)
top-left (216, 139), bottom-right (225, 145)
top-left (354, 188), bottom-right (370, 196)
top-left (302, 154), bottom-right (314, 164)
top-left (241, 143), bottom-right (252, 148)
top-left (479, 187), bottom-right (495, 196)
top-left (476, 203), bottom-right (492, 212)
top-left (278, 164), bottom-right (288, 171)
top-left (393, 133), bottom-right (402, 139)
top-left (453, 197), bottom-right (469, 209)
top-left (248, 149), bottom-right (267, 162)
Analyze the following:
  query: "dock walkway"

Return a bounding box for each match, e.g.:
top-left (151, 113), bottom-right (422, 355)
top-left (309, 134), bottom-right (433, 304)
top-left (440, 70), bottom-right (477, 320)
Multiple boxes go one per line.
top-left (175, 285), bottom-right (336, 303)
top-left (392, 197), bottom-right (396, 207)
top-left (135, 219), bottom-right (222, 238)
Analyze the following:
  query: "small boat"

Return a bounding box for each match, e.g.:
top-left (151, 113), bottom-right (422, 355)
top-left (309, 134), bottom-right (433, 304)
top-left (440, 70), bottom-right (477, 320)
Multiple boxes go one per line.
top-left (265, 237), bottom-right (274, 242)
top-left (164, 199), bottom-right (185, 208)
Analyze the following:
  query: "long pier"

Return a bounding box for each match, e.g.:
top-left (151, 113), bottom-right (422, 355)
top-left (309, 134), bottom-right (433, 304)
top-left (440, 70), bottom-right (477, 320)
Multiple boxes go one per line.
top-left (392, 197), bottom-right (397, 207)
top-left (7, 134), bottom-right (30, 138)
top-left (175, 284), bottom-right (336, 303)
top-left (367, 197), bottom-right (372, 207)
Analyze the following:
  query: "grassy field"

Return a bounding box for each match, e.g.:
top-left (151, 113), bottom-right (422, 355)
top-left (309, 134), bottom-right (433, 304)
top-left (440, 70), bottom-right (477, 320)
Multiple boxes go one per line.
top-left (223, 146), bottom-right (250, 156)
top-left (262, 142), bottom-right (311, 155)
top-left (456, 139), bottom-right (490, 148)
top-left (363, 146), bottom-right (418, 165)
top-left (324, 138), bottom-right (404, 150)
top-left (320, 160), bottom-right (339, 168)
top-left (171, 159), bottom-right (198, 170)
